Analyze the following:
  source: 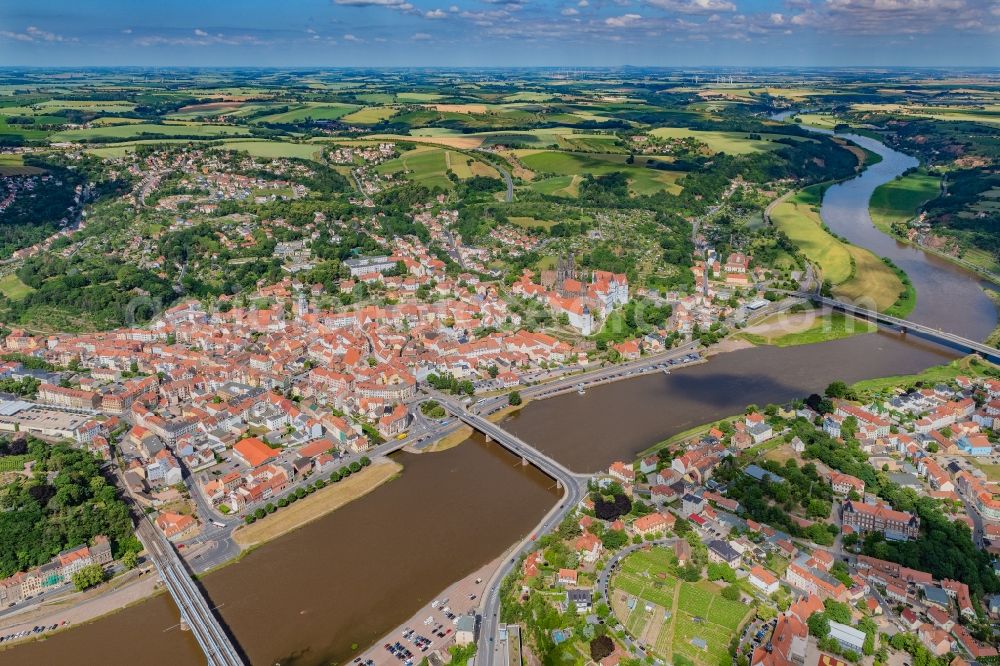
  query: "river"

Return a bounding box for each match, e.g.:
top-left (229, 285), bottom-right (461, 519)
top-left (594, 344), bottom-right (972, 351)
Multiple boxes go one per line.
top-left (5, 438), bottom-right (559, 666)
top-left (502, 115), bottom-right (998, 471)
top-left (6, 115), bottom-right (997, 665)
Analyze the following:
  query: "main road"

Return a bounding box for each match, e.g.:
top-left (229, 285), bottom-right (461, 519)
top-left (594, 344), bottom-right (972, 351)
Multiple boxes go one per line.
top-left (425, 390), bottom-right (587, 666)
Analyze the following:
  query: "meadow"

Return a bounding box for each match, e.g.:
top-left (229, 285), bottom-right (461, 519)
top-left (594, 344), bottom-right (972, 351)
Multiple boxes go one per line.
top-left (253, 102), bottom-right (359, 123)
top-left (341, 106), bottom-right (399, 124)
top-left (770, 185), bottom-right (905, 312)
top-left (517, 150), bottom-right (683, 196)
top-left (51, 123), bottom-right (250, 142)
top-left (375, 145), bottom-right (497, 189)
top-left (869, 168), bottom-right (941, 233)
top-left (649, 127), bottom-right (808, 154)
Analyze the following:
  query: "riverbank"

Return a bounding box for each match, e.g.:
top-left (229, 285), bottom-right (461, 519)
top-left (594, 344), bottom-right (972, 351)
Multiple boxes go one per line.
top-left (232, 458), bottom-right (403, 549)
top-left (736, 309), bottom-right (876, 348)
top-left (850, 354), bottom-right (998, 397)
top-left (0, 568), bottom-right (163, 651)
top-left (769, 184), bottom-right (907, 313)
top-left (633, 354), bottom-right (998, 463)
top-left (426, 425), bottom-right (474, 452)
top-left (353, 555), bottom-right (502, 666)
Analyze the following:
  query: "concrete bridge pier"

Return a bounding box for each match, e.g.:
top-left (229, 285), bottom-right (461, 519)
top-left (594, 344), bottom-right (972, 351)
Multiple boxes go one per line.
top-left (180, 618), bottom-right (190, 632)
top-left (521, 456), bottom-right (528, 466)
top-left (556, 479), bottom-right (562, 490)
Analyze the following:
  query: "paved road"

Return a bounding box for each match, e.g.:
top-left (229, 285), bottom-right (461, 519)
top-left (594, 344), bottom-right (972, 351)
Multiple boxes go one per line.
top-left (475, 149), bottom-right (513, 202)
top-left (425, 390), bottom-right (586, 666)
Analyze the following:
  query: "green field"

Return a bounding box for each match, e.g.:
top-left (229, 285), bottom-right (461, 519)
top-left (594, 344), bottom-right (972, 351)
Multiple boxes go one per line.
top-left (869, 169), bottom-right (941, 233)
top-left (254, 102), bottom-right (359, 123)
top-left (341, 106), bottom-right (399, 124)
top-left (770, 187), bottom-right (852, 284)
top-left (649, 127), bottom-right (807, 154)
top-left (509, 216), bottom-right (558, 230)
top-left (740, 311), bottom-right (876, 348)
top-left (375, 146), bottom-right (471, 189)
top-left (0, 155), bottom-right (45, 176)
top-left (771, 186), bottom-right (904, 311)
top-left (529, 175), bottom-right (583, 198)
top-left (211, 140), bottom-right (323, 160)
top-left (51, 123), bottom-right (250, 142)
top-left (517, 150), bottom-right (683, 196)
top-left (610, 548), bottom-right (750, 666)
top-left (0, 274), bottom-right (35, 301)
top-left (397, 92), bottom-right (444, 102)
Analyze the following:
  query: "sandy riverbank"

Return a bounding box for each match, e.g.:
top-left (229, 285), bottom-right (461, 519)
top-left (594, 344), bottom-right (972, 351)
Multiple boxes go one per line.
top-left (425, 425), bottom-right (474, 452)
top-left (233, 459), bottom-right (403, 549)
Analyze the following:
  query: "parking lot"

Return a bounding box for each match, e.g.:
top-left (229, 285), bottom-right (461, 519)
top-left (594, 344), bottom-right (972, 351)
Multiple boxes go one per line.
top-left (353, 557), bottom-right (499, 666)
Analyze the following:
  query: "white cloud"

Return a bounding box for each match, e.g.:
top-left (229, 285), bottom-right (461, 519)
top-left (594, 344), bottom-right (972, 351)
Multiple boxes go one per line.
top-left (343, 33), bottom-right (363, 41)
top-left (194, 29), bottom-right (209, 36)
top-left (578, 0), bottom-right (590, 5)
top-left (0, 26), bottom-right (74, 43)
top-left (605, 12), bottom-right (643, 25)
top-left (770, 12), bottom-right (785, 22)
top-left (562, 7), bottom-right (580, 14)
top-left (412, 32), bottom-right (433, 39)
top-left (426, 8), bottom-right (447, 17)
top-left (647, 0), bottom-right (736, 13)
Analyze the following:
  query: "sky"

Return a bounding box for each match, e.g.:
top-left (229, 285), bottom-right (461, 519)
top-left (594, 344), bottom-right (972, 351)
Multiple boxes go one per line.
top-left (1, 0), bottom-right (997, 67)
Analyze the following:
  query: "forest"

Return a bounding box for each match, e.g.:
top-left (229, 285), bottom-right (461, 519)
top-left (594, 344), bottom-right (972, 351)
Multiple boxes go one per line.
top-left (0, 438), bottom-right (139, 579)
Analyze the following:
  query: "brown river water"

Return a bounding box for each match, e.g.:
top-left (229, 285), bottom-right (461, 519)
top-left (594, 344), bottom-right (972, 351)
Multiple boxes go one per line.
top-left (4, 439), bottom-right (558, 666)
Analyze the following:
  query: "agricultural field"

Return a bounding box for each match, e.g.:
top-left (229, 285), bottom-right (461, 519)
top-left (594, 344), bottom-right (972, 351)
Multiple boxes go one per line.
top-left (341, 106), bottom-right (399, 124)
top-left (610, 548), bottom-right (750, 666)
top-left (375, 145), bottom-right (494, 189)
top-left (253, 102), bottom-right (359, 123)
top-left (211, 140), bottom-right (324, 160)
top-left (516, 150), bottom-right (683, 196)
top-left (869, 168), bottom-right (942, 233)
top-left (771, 185), bottom-right (904, 312)
top-left (649, 127), bottom-right (809, 155)
top-left (50, 122), bottom-right (250, 142)
top-left (0, 155), bottom-right (44, 176)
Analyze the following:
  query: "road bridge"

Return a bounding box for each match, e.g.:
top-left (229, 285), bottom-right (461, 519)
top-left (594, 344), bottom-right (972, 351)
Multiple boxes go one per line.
top-left (425, 390), bottom-right (587, 666)
top-left (800, 292), bottom-right (999, 362)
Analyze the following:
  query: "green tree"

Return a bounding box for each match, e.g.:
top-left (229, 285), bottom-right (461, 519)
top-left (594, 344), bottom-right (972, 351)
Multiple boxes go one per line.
top-left (807, 613), bottom-right (830, 638)
top-left (508, 391), bottom-right (522, 406)
top-left (121, 550), bottom-right (139, 570)
top-left (72, 563), bottom-right (106, 591)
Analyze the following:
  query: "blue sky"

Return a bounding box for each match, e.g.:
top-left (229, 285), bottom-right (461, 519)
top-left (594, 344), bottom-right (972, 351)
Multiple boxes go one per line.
top-left (1, 0), bottom-right (997, 66)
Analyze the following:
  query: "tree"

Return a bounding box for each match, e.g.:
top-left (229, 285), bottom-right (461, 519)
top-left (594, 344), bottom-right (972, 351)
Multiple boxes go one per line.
top-left (349, 461), bottom-right (362, 473)
top-left (72, 563), bottom-right (106, 591)
top-left (589, 635), bottom-right (615, 662)
top-left (508, 391), bottom-right (522, 406)
top-left (823, 599), bottom-right (852, 624)
top-left (359, 456), bottom-right (371, 467)
top-left (601, 529), bottom-right (628, 550)
top-left (807, 612), bottom-right (830, 638)
top-left (122, 550), bottom-right (139, 570)
top-left (721, 585), bottom-right (741, 601)
top-left (825, 381), bottom-right (850, 399)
